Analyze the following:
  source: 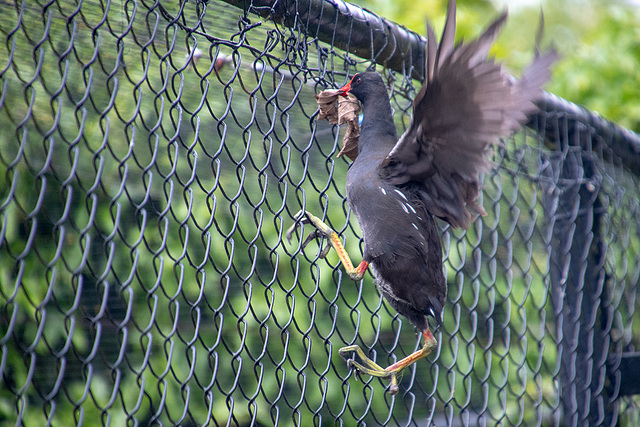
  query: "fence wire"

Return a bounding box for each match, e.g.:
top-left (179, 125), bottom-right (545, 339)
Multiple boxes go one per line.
top-left (0, 0), bottom-right (639, 425)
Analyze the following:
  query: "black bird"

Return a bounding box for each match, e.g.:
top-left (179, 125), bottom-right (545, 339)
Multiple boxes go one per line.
top-left (288, 0), bottom-right (555, 394)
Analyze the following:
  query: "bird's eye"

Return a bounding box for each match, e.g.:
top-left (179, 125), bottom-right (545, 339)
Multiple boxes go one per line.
top-left (356, 77), bottom-right (362, 84)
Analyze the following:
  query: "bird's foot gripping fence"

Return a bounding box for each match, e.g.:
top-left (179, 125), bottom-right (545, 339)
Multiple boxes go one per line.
top-left (339, 329), bottom-right (438, 396)
top-left (286, 210), bottom-right (368, 281)
top-left (1, 0), bottom-right (640, 426)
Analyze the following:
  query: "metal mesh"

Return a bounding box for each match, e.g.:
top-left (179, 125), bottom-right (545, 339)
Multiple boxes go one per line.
top-left (1, 0), bottom-right (639, 425)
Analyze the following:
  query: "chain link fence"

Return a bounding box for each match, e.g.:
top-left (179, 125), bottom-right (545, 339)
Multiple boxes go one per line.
top-left (1, 0), bottom-right (639, 425)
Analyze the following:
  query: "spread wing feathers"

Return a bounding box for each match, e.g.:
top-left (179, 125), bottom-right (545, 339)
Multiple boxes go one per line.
top-left (381, 0), bottom-right (555, 229)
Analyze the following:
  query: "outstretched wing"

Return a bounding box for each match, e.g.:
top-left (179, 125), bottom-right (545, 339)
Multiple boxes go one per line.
top-left (380, 0), bottom-right (556, 229)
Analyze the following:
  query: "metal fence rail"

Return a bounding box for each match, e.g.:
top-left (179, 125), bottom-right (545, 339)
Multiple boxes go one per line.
top-left (0, 0), bottom-right (639, 425)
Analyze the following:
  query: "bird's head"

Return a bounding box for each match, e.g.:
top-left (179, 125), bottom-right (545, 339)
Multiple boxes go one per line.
top-left (337, 72), bottom-right (386, 102)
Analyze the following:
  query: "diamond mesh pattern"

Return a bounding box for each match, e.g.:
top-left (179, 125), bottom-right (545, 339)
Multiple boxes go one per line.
top-left (0, 1), bottom-right (639, 425)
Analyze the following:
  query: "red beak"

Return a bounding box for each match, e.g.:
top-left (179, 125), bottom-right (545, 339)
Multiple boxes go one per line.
top-left (338, 75), bottom-right (356, 97)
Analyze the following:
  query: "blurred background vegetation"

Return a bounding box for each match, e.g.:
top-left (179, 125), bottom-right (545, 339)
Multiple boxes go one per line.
top-left (0, 0), bottom-right (638, 425)
top-left (352, 0), bottom-right (640, 130)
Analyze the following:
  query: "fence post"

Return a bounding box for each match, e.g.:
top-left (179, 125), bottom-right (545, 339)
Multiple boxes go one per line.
top-left (542, 115), bottom-right (615, 425)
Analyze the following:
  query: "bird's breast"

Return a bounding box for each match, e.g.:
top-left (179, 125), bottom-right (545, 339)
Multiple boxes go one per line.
top-left (346, 172), bottom-right (435, 261)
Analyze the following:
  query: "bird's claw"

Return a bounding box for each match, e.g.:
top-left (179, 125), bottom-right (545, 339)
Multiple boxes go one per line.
top-left (286, 210), bottom-right (334, 257)
top-left (339, 344), bottom-right (402, 394)
top-left (286, 210), bottom-right (310, 244)
top-left (340, 331), bottom-right (437, 395)
top-left (300, 229), bottom-right (319, 248)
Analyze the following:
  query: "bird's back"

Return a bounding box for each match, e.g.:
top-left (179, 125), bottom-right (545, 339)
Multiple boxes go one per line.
top-left (346, 143), bottom-right (447, 330)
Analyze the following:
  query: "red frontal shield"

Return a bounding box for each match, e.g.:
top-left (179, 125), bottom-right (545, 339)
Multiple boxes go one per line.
top-left (338, 75), bottom-right (356, 96)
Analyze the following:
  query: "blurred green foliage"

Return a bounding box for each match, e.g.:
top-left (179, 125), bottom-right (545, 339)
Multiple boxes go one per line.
top-left (351, 0), bottom-right (640, 131)
top-left (0, 0), bottom-right (638, 426)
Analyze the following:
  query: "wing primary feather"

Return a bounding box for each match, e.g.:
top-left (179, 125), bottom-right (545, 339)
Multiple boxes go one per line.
top-left (426, 25), bottom-right (437, 85)
top-left (381, 0), bottom-right (556, 230)
top-left (437, 0), bottom-right (457, 70)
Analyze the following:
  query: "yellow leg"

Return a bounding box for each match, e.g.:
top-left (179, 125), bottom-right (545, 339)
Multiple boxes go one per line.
top-left (339, 330), bottom-right (438, 395)
top-left (288, 210), bottom-right (437, 395)
top-left (286, 210), bottom-right (368, 281)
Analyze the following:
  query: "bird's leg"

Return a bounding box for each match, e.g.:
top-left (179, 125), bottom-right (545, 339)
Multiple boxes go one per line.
top-left (339, 329), bottom-right (437, 395)
top-left (286, 210), bottom-right (369, 281)
top-left (288, 210), bottom-right (438, 395)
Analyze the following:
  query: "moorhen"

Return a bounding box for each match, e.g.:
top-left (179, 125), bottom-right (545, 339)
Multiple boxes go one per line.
top-left (288, 0), bottom-right (556, 394)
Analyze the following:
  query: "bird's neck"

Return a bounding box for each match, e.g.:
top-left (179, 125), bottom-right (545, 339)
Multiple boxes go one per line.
top-left (359, 95), bottom-right (398, 154)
